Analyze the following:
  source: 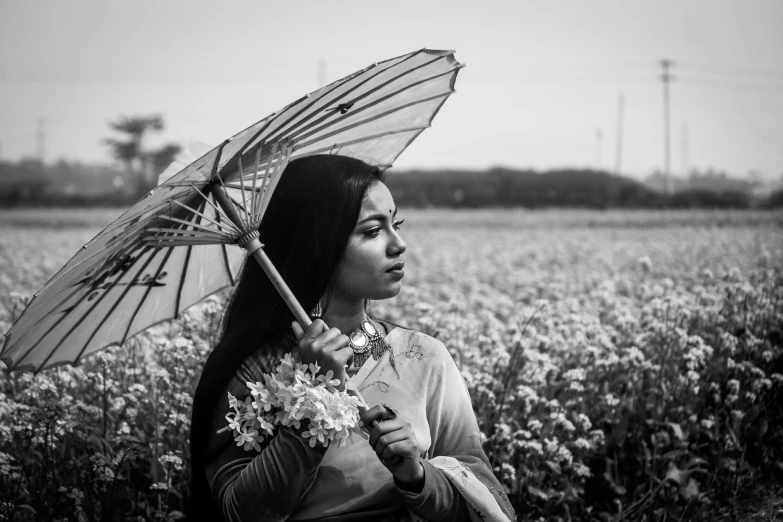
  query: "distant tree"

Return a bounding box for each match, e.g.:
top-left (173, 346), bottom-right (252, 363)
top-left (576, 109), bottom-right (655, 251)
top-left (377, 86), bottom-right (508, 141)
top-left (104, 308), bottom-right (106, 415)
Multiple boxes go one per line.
top-left (104, 114), bottom-right (181, 197)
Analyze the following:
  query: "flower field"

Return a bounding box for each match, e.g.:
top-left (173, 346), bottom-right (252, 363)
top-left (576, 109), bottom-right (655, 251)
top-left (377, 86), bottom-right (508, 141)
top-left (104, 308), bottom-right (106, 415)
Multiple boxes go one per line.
top-left (1, 208), bottom-right (782, 521)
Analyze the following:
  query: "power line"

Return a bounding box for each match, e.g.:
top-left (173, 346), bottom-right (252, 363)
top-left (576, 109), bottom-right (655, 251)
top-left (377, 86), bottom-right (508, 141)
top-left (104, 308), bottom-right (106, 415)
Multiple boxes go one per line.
top-left (680, 63), bottom-right (783, 83)
top-left (677, 75), bottom-right (783, 95)
top-left (660, 59), bottom-right (674, 194)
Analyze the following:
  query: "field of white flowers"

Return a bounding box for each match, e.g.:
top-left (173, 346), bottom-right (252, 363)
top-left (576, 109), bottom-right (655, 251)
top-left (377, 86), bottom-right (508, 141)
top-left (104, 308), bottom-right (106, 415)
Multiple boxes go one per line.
top-left (1, 208), bottom-right (781, 521)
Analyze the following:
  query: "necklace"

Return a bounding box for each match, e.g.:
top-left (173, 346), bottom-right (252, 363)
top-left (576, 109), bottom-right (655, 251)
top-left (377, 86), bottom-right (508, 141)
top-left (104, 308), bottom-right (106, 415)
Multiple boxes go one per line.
top-left (348, 318), bottom-right (399, 377)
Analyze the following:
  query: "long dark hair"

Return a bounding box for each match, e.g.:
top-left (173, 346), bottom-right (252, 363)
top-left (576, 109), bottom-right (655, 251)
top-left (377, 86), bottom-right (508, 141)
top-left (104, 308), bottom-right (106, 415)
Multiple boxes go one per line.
top-left (187, 154), bottom-right (384, 519)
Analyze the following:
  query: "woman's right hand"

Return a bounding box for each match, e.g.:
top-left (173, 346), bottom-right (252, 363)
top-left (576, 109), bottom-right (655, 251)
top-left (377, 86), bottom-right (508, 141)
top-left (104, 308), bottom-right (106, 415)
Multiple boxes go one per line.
top-left (291, 319), bottom-right (353, 389)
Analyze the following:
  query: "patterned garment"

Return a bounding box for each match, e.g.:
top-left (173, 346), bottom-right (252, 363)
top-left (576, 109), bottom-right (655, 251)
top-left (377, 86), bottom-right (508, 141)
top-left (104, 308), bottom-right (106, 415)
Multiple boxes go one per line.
top-left (205, 322), bottom-right (516, 522)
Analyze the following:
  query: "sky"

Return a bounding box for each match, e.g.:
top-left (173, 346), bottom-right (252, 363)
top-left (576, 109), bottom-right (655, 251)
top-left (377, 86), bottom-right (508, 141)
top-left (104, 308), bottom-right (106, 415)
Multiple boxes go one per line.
top-left (1, 0), bottom-right (782, 180)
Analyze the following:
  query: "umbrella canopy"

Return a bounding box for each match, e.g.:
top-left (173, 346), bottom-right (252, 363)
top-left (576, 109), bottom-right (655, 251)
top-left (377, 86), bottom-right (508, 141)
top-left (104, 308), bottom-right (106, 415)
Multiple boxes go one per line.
top-left (1, 48), bottom-right (463, 372)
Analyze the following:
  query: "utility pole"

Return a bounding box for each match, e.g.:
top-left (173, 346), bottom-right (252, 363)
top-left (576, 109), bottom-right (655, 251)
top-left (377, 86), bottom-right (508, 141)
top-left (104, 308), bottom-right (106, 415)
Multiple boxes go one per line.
top-left (659, 59), bottom-right (674, 193)
top-left (595, 128), bottom-right (603, 170)
top-left (615, 94), bottom-right (625, 175)
top-left (682, 121), bottom-right (689, 177)
top-left (37, 117), bottom-right (47, 164)
top-left (317, 58), bottom-right (326, 88)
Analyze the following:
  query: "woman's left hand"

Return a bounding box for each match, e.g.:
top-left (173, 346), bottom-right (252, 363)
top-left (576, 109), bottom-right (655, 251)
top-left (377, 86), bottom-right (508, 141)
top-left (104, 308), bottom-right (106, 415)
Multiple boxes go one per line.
top-left (361, 405), bottom-right (424, 487)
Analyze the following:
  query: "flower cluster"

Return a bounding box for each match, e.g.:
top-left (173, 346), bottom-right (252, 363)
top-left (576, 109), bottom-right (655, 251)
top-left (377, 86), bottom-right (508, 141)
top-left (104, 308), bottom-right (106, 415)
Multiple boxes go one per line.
top-left (222, 354), bottom-right (365, 450)
top-left (1, 208), bottom-right (782, 521)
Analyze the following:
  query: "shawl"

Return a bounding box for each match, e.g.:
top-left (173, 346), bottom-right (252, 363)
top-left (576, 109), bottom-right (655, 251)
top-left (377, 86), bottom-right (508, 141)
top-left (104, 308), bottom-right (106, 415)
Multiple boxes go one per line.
top-left (205, 323), bottom-right (516, 522)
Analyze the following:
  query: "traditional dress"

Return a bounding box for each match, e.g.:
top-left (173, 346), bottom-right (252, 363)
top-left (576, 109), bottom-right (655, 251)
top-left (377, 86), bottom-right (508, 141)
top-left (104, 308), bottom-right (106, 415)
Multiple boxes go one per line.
top-left (205, 321), bottom-right (516, 522)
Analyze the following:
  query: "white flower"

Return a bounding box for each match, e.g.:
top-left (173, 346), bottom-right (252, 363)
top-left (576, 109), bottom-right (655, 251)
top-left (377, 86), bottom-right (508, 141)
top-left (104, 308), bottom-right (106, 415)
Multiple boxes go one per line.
top-left (221, 352), bottom-right (364, 452)
top-left (573, 462), bottom-right (591, 477)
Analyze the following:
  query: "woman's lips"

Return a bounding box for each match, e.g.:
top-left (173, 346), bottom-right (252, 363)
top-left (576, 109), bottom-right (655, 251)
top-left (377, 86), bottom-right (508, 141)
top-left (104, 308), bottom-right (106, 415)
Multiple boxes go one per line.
top-left (386, 262), bottom-right (405, 278)
top-left (386, 262), bottom-right (405, 273)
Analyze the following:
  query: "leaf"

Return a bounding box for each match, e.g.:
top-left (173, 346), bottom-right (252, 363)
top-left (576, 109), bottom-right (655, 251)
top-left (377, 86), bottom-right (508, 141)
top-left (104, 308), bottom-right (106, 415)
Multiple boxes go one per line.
top-left (661, 449), bottom-right (689, 461)
top-left (16, 504), bottom-right (37, 514)
top-left (527, 485), bottom-right (550, 501)
top-left (687, 456), bottom-right (708, 470)
top-left (167, 511), bottom-right (186, 521)
top-left (543, 460), bottom-right (561, 475)
top-left (666, 422), bottom-right (684, 441)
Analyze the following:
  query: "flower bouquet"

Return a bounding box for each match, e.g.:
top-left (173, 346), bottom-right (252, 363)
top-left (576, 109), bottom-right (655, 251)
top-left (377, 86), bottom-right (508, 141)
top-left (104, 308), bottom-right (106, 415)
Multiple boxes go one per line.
top-left (218, 354), bottom-right (366, 450)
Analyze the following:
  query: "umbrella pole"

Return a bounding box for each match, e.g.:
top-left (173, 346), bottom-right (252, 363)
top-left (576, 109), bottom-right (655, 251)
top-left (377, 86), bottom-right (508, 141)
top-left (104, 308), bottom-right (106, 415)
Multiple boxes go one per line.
top-left (211, 187), bottom-right (373, 415)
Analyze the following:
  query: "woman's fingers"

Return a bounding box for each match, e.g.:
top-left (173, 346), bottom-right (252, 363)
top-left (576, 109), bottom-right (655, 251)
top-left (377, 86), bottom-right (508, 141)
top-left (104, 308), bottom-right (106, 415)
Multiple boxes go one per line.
top-left (331, 345), bottom-right (354, 368)
top-left (301, 319), bottom-right (327, 342)
top-left (380, 439), bottom-right (417, 462)
top-left (367, 418), bottom-right (404, 446)
top-left (291, 321), bottom-right (305, 341)
top-left (321, 333), bottom-right (349, 354)
top-left (311, 327), bottom-right (342, 350)
top-left (372, 429), bottom-right (408, 458)
top-left (360, 405), bottom-right (397, 428)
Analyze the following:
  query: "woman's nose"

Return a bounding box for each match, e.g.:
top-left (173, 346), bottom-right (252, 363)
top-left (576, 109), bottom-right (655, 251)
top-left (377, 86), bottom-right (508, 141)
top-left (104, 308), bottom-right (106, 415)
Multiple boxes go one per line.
top-left (388, 230), bottom-right (407, 256)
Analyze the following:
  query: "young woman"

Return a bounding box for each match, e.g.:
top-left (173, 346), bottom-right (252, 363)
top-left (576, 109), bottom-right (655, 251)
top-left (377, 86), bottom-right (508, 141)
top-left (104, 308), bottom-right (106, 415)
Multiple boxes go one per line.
top-left (189, 155), bottom-right (515, 521)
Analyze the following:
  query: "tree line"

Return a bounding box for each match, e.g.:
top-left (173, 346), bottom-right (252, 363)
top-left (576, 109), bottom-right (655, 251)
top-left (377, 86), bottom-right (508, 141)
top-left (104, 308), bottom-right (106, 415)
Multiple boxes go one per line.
top-left (1, 112), bottom-right (779, 209)
top-left (385, 167), bottom-right (780, 209)
top-left (2, 162), bottom-right (779, 209)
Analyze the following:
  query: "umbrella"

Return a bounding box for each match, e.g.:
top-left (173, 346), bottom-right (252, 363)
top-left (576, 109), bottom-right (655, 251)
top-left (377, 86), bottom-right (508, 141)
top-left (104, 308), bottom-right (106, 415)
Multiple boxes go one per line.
top-left (1, 48), bottom-right (463, 373)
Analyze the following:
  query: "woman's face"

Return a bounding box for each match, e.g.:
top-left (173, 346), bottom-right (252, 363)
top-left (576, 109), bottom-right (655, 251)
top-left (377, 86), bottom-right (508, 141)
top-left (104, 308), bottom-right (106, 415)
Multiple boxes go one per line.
top-left (331, 181), bottom-right (407, 303)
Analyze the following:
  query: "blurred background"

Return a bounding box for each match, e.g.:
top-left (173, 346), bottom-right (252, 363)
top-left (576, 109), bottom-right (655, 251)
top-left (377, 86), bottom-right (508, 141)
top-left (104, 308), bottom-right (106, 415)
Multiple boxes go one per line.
top-left (1, 0), bottom-right (782, 209)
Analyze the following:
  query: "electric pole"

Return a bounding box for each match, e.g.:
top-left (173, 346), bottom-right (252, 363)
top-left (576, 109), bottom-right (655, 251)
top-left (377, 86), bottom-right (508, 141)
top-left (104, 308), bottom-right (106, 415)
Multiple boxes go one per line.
top-left (317, 58), bottom-right (326, 88)
top-left (595, 128), bottom-right (603, 170)
top-left (37, 117), bottom-right (47, 164)
top-left (682, 121), bottom-right (689, 177)
top-left (615, 94), bottom-right (625, 175)
top-left (659, 59), bottom-right (674, 193)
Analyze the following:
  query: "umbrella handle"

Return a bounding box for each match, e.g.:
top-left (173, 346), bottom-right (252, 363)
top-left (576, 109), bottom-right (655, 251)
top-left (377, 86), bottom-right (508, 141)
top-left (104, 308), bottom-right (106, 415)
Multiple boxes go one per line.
top-left (212, 189), bottom-right (375, 421)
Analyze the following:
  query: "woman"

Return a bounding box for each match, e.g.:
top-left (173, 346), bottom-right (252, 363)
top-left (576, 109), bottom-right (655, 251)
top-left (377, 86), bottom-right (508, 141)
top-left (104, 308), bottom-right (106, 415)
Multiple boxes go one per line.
top-left (189, 155), bottom-right (515, 521)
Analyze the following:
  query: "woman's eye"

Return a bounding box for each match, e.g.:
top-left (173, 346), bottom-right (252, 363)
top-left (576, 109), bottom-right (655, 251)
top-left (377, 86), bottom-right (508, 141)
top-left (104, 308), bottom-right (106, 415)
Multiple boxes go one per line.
top-left (392, 219), bottom-right (404, 231)
top-left (364, 228), bottom-right (381, 237)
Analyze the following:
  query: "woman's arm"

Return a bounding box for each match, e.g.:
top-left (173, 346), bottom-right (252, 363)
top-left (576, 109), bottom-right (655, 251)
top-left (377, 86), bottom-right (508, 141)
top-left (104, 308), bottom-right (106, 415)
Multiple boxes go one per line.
top-left (205, 421), bottom-right (328, 522)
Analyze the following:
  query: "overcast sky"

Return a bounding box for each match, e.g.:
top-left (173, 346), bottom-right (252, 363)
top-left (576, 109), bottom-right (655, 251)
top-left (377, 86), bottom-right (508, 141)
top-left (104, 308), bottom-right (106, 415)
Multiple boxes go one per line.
top-left (1, 0), bottom-right (782, 179)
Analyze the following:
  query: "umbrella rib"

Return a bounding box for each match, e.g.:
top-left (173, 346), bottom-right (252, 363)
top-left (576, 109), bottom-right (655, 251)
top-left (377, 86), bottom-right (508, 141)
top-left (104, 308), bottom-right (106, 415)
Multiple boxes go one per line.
top-left (298, 127), bottom-right (429, 156)
top-left (291, 71), bottom-right (455, 144)
top-left (250, 148), bottom-right (260, 222)
top-left (29, 246), bottom-right (156, 371)
top-left (257, 142), bottom-right (293, 220)
top-left (294, 93), bottom-right (449, 149)
top-left (260, 52), bottom-right (426, 147)
top-left (265, 53), bottom-right (443, 146)
top-left (7, 239), bottom-right (144, 360)
top-left (9, 230), bottom-right (147, 327)
top-left (172, 197), bottom-right (240, 236)
top-left (214, 202), bottom-right (237, 286)
top-left (223, 182), bottom-right (263, 191)
top-left (146, 238), bottom-right (223, 247)
top-left (121, 242), bottom-right (177, 345)
top-left (146, 228), bottom-right (230, 241)
top-left (72, 246), bottom-right (160, 367)
top-left (236, 154), bottom-right (251, 231)
top-left (163, 210), bottom-right (234, 235)
top-left (384, 89), bottom-right (453, 168)
top-left (175, 216), bottom-right (196, 318)
top-left (255, 141), bottom-right (279, 220)
top-left (225, 52), bottom-right (424, 177)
